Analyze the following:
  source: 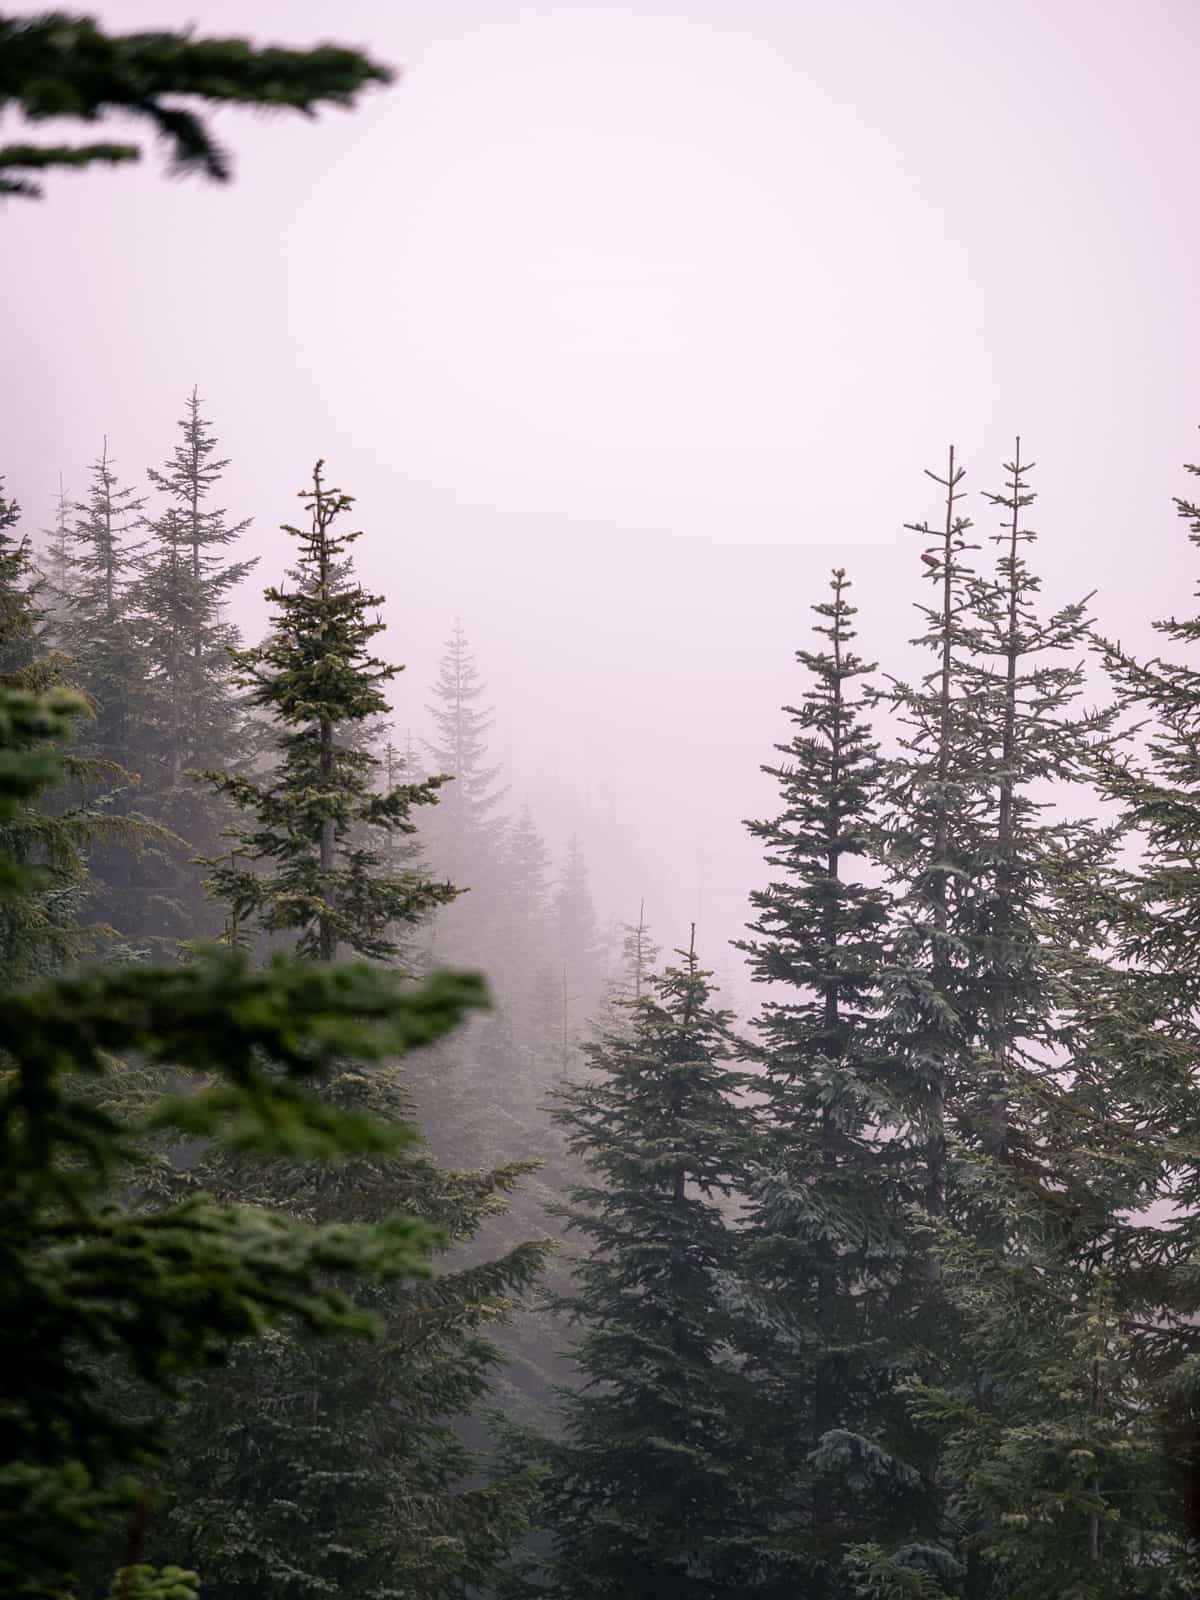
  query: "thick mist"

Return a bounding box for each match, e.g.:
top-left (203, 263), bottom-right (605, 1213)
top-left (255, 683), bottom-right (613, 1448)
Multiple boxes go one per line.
top-left (4, 0), bottom-right (1197, 1009)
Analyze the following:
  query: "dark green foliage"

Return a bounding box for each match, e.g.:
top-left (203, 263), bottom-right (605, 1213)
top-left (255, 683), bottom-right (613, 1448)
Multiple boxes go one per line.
top-left (521, 939), bottom-right (792, 1599)
top-left (204, 462), bottom-right (456, 963)
top-left (735, 570), bottom-right (922, 1589)
top-left (857, 445), bottom-right (1172, 1595)
top-left (53, 440), bottom-right (170, 949)
top-left (150, 1064), bottom-right (553, 1600)
top-left (0, 681), bottom-right (485, 1599)
top-left (0, 11), bottom-right (394, 198)
top-left (0, 477), bottom-right (139, 978)
top-left (129, 391), bottom-right (256, 945)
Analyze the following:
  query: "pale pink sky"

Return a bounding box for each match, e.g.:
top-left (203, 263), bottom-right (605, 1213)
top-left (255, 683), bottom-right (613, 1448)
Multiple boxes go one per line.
top-left (4, 0), bottom-right (1198, 999)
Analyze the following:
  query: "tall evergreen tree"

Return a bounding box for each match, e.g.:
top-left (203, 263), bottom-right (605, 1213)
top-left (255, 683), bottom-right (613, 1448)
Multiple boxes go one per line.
top-left (553, 833), bottom-right (604, 1056)
top-left (0, 675), bottom-right (488, 1600)
top-left (204, 461), bottom-right (455, 960)
top-left (1076, 435), bottom-right (1200, 1588)
top-left (858, 444), bottom-right (1163, 1597)
top-left (734, 568), bottom-right (922, 1592)
top-left (0, 472), bottom-right (141, 978)
top-left (52, 439), bottom-right (166, 947)
top-left (520, 935), bottom-right (792, 1599)
top-left (126, 392), bottom-right (256, 944)
top-left (174, 461), bottom-right (550, 1598)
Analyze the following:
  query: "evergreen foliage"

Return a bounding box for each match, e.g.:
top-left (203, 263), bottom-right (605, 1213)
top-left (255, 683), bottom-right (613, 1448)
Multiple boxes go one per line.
top-left (203, 461), bottom-right (456, 962)
top-left (0, 473), bottom-right (139, 978)
top-left (129, 390), bottom-right (256, 944)
top-left (735, 569), bottom-right (920, 1589)
top-left (0, 679), bottom-right (485, 1599)
top-left (521, 937), bottom-right (791, 1599)
top-left (0, 11), bottom-right (394, 198)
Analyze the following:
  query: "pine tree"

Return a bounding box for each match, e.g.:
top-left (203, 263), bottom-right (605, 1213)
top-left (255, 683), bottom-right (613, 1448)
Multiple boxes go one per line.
top-left (1075, 434), bottom-right (1200, 1587)
top-left (203, 461), bottom-right (456, 961)
top-left (36, 473), bottom-right (74, 644)
top-left (520, 935), bottom-right (792, 1599)
top-left (127, 392), bottom-right (256, 944)
top-left (1, 13), bottom-right (394, 199)
top-left (148, 1070), bottom-right (552, 1600)
top-left (0, 677), bottom-right (487, 1600)
top-left (734, 568), bottom-right (924, 1590)
top-left (858, 444), bottom-right (1166, 1597)
top-left (553, 833), bottom-right (604, 1054)
top-left (53, 439), bottom-right (167, 947)
top-left (0, 473), bottom-right (138, 978)
top-left (172, 462), bottom-right (551, 1598)
top-left (421, 619), bottom-right (510, 968)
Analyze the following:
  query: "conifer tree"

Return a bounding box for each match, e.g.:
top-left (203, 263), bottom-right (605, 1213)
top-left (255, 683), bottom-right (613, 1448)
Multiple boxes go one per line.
top-left (173, 463), bottom-right (550, 1598)
top-left (0, 677), bottom-right (487, 1600)
top-left (203, 461), bottom-right (456, 960)
top-left (52, 439), bottom-right (165, 946)
top-left (0, 474), bottom-right (140, 978)
top-left (36, 473), bottom-right (74, 643)
top-left (1078, 435), bottom-right (1200, 1586)
top-left (1, 12), bottom-right (394, 199)
top-left (553, 833), bottom-right (603, 1050)
top-left (148, 1069), bottom-right (552, 1600)
top-left (125, 392), bottom-right (256, 944)
top-left (734, 569), bottom-right (924, 1590)
top-left (421, 619), bottom-right (510, 966)
top-left (859, 445), bottom-right (1164, 1596)
top-left (521, 935), bottom-right (791, 1599)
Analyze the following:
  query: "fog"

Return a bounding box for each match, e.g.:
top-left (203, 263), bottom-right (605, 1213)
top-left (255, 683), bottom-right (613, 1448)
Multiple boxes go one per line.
top-left (5, 0), bottom-right (1198, 1006)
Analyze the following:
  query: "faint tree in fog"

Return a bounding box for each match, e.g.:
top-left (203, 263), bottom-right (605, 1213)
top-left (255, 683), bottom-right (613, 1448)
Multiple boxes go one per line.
top-left (552, 832), bottom-right (603, 1057)
top-left (421, 619), bottom-right (510, 960)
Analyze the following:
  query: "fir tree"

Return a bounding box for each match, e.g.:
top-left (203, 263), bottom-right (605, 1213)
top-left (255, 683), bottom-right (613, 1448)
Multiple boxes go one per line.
top-left (519, 935), bottom-right (794, 1599)
top-left (421, 619), bottom-right (510, 969)
top-left (0, 677), bottom-right (486, 1600)
top-left (51, 438), bottom-right (168, 947)
top-left (175, 463), bottom-right (551, 1597)
top-left (203, 461), bottom-right (456, 961)
top-left (1079, 434), bottom-right (1200, 1586)
top-left (0, 474), bottom-right (138, 978)
top-left (861, 444), bottom-right (1163, 1596)
top-left (734, 568), bottom-right (923, 1590)
top-left (0, 12), bottom-right (394, 199)
top-left (36, 473), bottom-right (74, 645)
top-left (148, 1069), bottom-right (552, 1600)
top-left (553, 833), bottom-right (604, 1051)
top-left (127, 393), bottom-right (256, 944)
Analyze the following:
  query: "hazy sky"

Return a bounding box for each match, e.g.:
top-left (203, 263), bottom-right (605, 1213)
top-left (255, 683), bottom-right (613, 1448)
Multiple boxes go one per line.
top-left (4, 0), bottom-right (1198, 1004)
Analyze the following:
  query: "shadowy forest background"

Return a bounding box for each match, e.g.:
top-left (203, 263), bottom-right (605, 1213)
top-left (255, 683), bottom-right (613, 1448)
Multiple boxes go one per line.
top-left (6, 11), bottom-right (1200, 1600)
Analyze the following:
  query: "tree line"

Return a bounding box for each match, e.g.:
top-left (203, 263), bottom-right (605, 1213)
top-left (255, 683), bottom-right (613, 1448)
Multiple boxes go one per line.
top-left (5, 409), bottom-right (1200, 1599)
